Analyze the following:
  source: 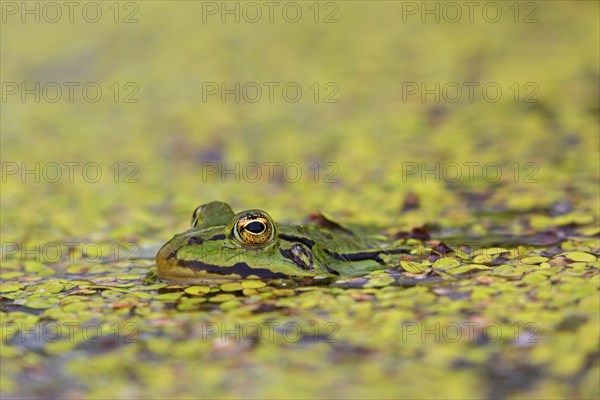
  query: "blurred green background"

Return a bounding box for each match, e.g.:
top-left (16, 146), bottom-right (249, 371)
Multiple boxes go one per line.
top-left (1, 1), bottom-right (599, 399)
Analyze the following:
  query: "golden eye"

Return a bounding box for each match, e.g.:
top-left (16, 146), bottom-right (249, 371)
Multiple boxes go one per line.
top-left (233, 211), bottom-right (276, 246)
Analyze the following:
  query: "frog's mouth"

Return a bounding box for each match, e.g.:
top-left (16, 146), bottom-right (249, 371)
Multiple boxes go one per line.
top-left (177, 259), bottom-right (291, 280)
top-left (155, 243), bottom-right (294, 283)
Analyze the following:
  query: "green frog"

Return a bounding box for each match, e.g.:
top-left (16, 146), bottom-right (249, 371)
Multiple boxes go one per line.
top-left (156, 201), bottom-right (412, 284)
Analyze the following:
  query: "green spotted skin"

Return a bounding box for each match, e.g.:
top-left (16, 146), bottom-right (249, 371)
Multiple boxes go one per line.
top-left (156, 201), bottom-right (410, 284)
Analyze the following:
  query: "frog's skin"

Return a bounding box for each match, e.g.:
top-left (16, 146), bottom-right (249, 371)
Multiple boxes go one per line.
top-left (156, 201), bottom-right (411, 284)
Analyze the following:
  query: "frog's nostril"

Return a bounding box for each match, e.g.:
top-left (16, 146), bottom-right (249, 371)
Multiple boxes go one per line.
top-left (187, 236), bottom-right (204, 245)
top-left (167, 250), bottom-right (177, 260)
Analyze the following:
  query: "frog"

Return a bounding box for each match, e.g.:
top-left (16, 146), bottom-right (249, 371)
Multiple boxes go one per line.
top-left (156, 201), bottom-right (412, 284)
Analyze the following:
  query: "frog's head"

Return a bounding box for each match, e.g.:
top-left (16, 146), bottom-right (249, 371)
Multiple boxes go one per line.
top-left (156, 202), bottom-right (328, 284)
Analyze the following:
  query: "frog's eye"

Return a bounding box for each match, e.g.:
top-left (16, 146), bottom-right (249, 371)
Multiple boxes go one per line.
top-left (233, 212), bottom-right (276, 246)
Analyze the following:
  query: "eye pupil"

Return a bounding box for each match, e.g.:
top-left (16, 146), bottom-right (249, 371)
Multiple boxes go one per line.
top-left (245, 221), bottom-right (265, 234)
